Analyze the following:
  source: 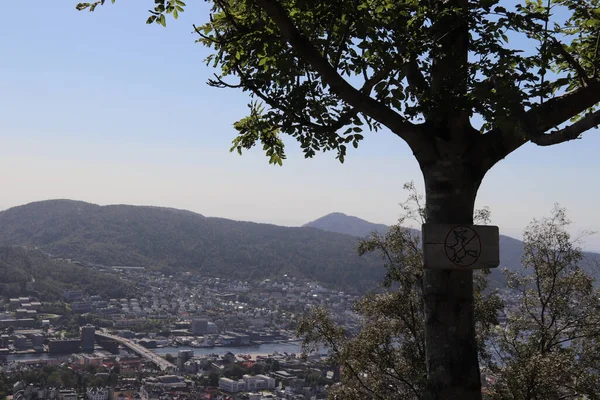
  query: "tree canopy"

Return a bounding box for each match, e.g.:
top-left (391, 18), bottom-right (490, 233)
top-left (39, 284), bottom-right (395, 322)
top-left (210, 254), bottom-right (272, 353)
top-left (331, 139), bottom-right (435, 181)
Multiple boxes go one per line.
top-left (486, 207), bottom-right (600, 399)
top-left (78, 0), bottom-right (600, 169)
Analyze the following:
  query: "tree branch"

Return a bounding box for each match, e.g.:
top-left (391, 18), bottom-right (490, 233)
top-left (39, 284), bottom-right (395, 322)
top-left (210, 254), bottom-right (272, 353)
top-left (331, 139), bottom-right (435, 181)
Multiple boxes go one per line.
top-left (251, 0), bottom-right (424, 147)
top-left (525, 80), bottom-right (600, 134)
top-left (403, 58), bottom-right (430, 102)
top-left (477, 80), bottom-right (600, 172)
top-left (551, 38), bottom-right (591, 87)
top-left (530, 108), bottom-right (600, 146)
top-left (197, 23), bottom-right (360, 137)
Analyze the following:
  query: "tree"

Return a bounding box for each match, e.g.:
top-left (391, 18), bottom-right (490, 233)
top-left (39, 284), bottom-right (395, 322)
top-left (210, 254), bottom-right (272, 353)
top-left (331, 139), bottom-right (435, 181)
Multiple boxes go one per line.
top-left (224, 364), bottom-right (247, 379)
top-left (76, 1), bottom-right (600, 398)
top-left (300, 205), bottom-right (600, 399)
top-left (164, 353), bottom-right (176, 363)
top-left (251, 362), bottom-right (265, 375)
top-left (208, 372), bottom-right (220, 387)
top-left (298, 198), bottom-right (502, 399)
top-left (485, 206), bottom-right (600, 399)
top-left (271, 359), bottom-right (280, 372)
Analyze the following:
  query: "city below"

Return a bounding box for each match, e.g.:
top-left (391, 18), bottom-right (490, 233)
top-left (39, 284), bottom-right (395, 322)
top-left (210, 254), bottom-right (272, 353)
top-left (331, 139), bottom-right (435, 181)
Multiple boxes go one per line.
top-left (1, 266), bottom-right (356, 399)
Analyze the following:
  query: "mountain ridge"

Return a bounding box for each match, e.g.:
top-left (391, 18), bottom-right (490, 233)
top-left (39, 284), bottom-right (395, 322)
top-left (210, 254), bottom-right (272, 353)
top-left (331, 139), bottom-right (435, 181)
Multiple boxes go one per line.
top-left (2, 200), bottom-right (598, 294)
top-left (0, 200), bottom-right (384, 293)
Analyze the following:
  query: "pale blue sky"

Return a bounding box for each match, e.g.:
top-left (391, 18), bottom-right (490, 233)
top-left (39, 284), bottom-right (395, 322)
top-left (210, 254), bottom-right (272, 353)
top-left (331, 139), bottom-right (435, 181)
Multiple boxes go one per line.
top-left (1, 2), bottom-right (599, 250)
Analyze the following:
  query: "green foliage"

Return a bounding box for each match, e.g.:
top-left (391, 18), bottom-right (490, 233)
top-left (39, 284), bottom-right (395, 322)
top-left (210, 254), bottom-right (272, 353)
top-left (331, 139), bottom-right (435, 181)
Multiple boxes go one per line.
top-left (250, 362), bottom-right (265, 375)
top-left (208, 372), bottom-right (220, 387)
top-left (77, 0), bottom-right (186, 24)
top-left (134, 318), bottom-right (171, 334)
top-left (16, 366), bottom-right (80, 389)
top-left (224, 363), bottom-right (248, 379)
top-left (485, 206), bottom-right (600, 399)
top-left (196, 0), bottom-right (386, 163)
top-left (0, 245), bottom-right (135, 301)
top-left (77, 0), bottom-right (600, 163)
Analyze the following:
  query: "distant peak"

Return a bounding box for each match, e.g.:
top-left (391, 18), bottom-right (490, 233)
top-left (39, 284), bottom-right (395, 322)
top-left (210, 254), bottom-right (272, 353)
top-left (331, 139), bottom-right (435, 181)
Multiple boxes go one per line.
top-left (322, 212), bottom-right (350, 218)
top-left (304, 212), bottom-right (389, 237)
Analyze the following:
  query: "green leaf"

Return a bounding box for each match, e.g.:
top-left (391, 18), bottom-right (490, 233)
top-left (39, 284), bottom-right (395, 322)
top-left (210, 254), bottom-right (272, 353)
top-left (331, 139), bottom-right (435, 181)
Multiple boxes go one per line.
top-left (374, 81), bottom-right (387, 94)
top-left (158, 14), bottom-right (166, 27)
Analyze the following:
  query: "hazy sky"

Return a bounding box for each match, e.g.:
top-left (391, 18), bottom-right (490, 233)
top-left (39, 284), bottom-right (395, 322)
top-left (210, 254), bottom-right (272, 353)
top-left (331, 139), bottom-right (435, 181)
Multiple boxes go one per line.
top-left (1, 2), bottom-right (599, 250)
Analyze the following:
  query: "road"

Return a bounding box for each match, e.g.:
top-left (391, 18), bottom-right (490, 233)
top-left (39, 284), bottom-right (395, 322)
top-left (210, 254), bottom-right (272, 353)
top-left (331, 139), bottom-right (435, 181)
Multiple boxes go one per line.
top-left (96, 332), bottom-right (175, 372)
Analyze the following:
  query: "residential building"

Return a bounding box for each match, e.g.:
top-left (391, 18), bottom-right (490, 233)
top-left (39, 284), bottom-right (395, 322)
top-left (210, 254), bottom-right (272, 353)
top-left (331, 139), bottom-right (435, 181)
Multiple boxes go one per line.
top-left (72, 301), bottom-right (93, 313)
top-left (81, 324), bottom-right (95, 352)
top-left (219, 377), bottom-right (247, 393)
top-left (191, 318), bottom-right (208, 335)
top-left (177, 349), bottom-right (194, 370)
top-left (31, 333), bottom-right (45, 347)
top-left (58, 390), bottom-right (78, 400)
top-left (86, 387), bottom-right (110, 400)
top-left (49, 339), bottom-right (80, 354)
top-left (63, 290), bottom-right (83, 302)
top-left (13, 335), bottom-right (27, 350)
top-left (254, 374), bottom-right (276, 390)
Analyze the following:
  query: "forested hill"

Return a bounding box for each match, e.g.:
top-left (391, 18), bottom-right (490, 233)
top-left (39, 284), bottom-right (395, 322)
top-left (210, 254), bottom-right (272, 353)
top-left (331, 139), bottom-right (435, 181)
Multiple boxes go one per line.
top-left (0, 200), bottom-right (384, 293)
top-left (305, 213), bottom-right (600, 286)
top-left (0, 245), bottom-right (135, 301)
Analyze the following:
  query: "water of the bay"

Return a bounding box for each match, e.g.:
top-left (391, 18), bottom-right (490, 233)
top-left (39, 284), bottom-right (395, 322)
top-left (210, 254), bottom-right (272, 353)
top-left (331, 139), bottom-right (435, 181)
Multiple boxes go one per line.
top-left (154, 341), bottom-right (302, 357)
top-left (6, 341), bottom-right (304, 362)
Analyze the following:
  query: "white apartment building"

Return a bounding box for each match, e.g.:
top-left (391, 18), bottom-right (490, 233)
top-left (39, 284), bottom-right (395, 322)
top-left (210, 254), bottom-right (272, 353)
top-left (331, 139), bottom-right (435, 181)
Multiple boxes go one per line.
top-left (86, 387), bottom-right (110, 400)
top-left (219, 377), bottom-right (247, 393)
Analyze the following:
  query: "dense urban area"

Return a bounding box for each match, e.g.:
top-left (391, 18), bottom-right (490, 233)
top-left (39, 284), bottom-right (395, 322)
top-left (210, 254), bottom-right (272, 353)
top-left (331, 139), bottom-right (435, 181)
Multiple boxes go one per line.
top-left (0, 258), bottom-right (528, 400)
top-left (0, 264), bottom-right (367, 400)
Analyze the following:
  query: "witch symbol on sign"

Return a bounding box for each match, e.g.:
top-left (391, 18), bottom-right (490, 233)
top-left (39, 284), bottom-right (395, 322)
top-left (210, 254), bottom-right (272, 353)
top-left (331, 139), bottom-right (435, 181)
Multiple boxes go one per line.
top-left (444, 226), bottom-right (481, 267)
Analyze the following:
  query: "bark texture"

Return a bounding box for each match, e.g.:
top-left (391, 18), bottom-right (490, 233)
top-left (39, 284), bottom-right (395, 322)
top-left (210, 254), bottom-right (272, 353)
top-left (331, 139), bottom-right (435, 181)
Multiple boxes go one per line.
top-left (421, 158), bottom-right (483, 400)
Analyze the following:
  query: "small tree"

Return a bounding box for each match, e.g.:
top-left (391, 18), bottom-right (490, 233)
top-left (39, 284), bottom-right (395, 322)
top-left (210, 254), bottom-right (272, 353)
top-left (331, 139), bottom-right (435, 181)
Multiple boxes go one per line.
top-left (486, 206), bottom-right (600, 399)
top-left (164, 353), bottom-right (175, 364)
top-left (298, 197), bottom-right (502, 399)
top-left (208, 372), bottom-right (220, 387)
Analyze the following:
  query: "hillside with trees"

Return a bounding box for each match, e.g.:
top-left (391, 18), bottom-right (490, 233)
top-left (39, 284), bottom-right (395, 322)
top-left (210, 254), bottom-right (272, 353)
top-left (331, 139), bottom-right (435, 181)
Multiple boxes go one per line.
top-left (0, 245), bottom-right (135, 301)
top-left (1, 200), bottom-right (598, 295)
top-left (0, 200), bottom-right (384, 293)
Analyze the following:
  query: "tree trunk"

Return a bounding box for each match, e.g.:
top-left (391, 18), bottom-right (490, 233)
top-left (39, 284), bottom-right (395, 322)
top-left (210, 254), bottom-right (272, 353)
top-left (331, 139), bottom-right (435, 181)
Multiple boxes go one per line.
top-left (421, 160), bottom-right (482, 400)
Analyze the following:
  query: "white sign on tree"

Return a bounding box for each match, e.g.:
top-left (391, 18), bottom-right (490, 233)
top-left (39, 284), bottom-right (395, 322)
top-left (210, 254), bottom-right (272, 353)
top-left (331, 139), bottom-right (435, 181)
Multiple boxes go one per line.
top-left (422, 224), bottom-right (500, 270)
